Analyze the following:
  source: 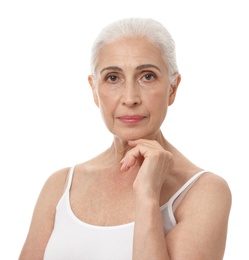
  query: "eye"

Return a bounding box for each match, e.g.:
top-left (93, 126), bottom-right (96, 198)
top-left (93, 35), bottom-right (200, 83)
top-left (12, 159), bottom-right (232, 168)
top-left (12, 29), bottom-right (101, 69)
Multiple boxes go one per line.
top-left (106, 74), bottom-right (119, 83)
top-left (144, 73), bottom-right (155, 80)
top-left (142, 72), bottom-right (157, 81)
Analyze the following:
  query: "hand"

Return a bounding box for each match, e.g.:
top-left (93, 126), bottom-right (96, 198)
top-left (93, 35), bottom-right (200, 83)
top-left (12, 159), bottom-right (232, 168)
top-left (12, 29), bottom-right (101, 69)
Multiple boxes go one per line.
top-left (120, 139), bottom-right (174, 199)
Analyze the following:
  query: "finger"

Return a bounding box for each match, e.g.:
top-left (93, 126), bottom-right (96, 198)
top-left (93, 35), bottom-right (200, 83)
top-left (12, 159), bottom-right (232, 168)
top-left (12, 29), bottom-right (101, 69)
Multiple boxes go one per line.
top-left (128, 140), bottom-right (160, 152)
top-left (120, 153), bottom-right (137, 172)
top-left (120, 143), bottom-right (146, 171)
top-left (128, 139), bottom-right (151, 147)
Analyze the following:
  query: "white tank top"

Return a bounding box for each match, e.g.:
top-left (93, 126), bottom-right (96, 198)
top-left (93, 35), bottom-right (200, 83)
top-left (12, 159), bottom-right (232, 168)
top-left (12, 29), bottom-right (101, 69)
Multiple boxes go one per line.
top-left (44, 167), bottom-right (207, 260)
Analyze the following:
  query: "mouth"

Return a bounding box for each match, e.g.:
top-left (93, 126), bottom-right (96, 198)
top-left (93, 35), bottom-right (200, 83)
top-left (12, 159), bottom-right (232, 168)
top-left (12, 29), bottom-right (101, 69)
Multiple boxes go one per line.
top-left (117, 115), bottom-right (146, 124)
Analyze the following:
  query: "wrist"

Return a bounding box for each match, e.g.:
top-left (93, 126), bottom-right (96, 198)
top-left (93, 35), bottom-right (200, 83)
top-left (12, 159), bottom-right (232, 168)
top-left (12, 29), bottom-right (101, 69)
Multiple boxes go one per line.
top-left (135, 192), bottom-right (160, 209)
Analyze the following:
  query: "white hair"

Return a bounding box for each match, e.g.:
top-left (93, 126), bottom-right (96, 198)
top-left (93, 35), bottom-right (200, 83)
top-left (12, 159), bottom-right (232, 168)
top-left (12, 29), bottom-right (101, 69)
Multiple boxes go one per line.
top-left (90, 18), bottom-right (179, 84)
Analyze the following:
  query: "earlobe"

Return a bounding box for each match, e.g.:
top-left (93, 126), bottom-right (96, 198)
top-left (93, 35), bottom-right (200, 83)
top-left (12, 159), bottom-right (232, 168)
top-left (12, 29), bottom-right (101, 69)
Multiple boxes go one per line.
top-left (88, 75), bottom-right (99, 107)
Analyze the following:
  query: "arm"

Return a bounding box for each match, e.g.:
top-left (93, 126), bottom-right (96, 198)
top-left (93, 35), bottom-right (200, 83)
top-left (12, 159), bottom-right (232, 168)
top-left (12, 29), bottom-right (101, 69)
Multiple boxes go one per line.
top-left (133, 194), bottom-right (170, 259)
top-left (19, 168), bottom-right (69, 260)
top-left (134, 172), bottom-right (231, 260)
top-left (120, 140), bottom-right (231, 260)
top-left (166, 173), bottom-right (231, 259)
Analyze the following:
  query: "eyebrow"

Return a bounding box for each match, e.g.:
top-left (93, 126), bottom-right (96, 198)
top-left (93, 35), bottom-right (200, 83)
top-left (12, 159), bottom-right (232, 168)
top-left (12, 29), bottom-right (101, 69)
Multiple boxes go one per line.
top-left (136, 64), bottom-right (161, 72)
top-left (100, 64), bottom-right (161, 74)
top-left (100, 66), bottom-right (122, 74)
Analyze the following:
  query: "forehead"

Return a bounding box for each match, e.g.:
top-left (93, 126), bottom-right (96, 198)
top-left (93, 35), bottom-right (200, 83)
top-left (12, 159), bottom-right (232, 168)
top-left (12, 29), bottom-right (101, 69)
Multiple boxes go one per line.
top-left (95, 37), bottom-right (167, 73)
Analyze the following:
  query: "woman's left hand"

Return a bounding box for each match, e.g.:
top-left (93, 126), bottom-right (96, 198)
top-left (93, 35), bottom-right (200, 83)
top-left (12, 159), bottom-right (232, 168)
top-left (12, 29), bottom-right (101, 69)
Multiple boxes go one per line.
top-left (120, 139), bottom-right (174, 200)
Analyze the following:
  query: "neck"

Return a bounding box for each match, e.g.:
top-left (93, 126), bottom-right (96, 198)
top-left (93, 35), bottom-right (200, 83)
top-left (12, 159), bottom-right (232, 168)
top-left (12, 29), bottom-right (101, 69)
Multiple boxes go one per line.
top-left (107, 130), bottom-right (169, 164)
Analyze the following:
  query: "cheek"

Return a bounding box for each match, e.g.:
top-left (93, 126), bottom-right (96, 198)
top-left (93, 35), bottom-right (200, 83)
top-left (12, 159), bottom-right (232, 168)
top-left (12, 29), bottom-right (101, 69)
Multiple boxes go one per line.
top-left (97, 91), bottom-right (116, 117)
top-left (148, 90), bottom-right (168, 108)
top-left (96, 88), bottom-right (108, 106)
top-left (148, 92), bottom-right (169, 121)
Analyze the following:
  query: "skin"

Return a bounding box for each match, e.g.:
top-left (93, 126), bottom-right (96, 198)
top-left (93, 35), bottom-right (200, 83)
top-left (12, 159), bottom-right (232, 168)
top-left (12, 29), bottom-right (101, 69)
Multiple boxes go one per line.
top-left (19, 36), bottom-right (231, 259)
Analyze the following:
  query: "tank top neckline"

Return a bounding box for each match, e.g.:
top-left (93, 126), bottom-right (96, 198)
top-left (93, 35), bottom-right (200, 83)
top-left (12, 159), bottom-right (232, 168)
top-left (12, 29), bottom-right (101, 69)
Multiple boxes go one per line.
top-left (63, 166), bottom-right (207, 230)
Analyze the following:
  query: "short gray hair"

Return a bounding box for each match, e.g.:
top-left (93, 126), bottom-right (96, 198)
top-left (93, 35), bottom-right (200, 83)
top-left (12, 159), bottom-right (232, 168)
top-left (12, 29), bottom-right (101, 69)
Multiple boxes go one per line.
top-left (90, 18), bottom-right (179, 84)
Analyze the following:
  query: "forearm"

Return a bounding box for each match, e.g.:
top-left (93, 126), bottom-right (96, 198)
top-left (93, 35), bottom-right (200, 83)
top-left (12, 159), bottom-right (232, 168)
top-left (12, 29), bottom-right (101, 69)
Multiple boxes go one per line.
top-left (132, 196), bottom-right (170, 260)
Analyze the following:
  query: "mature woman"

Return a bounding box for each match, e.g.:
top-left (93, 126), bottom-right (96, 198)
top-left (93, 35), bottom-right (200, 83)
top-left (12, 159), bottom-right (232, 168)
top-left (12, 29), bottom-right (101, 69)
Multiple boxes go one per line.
top-left (19, 18), bottom-right (231, 259)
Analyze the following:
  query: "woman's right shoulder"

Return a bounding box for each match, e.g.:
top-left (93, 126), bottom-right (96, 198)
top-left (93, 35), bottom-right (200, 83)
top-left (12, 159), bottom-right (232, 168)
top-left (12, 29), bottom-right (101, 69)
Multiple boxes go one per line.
top-left (46, 167), bottom-right (71, 184)
top-left (42, 167), bottom-right (72, 199)
top-left (18, 166), bottom-right (73, 259)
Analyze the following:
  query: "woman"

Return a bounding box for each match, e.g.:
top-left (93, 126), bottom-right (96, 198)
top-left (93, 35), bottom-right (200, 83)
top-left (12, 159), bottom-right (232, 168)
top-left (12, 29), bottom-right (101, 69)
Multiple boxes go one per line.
top-left (19, 18), bottom-right (231, 259)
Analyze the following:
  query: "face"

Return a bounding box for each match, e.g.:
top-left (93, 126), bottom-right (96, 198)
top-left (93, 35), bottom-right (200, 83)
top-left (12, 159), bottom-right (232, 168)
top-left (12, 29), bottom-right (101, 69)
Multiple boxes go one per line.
top-left (88, 37), bottom-right (180, 141)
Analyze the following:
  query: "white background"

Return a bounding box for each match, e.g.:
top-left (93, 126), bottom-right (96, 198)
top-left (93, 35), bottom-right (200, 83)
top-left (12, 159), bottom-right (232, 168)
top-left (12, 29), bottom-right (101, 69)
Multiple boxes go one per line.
top-left (0, 0), bottom-right (248, 259)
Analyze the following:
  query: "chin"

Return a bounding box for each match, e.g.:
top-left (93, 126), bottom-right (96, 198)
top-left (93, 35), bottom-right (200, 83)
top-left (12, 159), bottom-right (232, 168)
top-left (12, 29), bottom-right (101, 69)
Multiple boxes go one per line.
top-left (114, 130), bottom-right (158, 142)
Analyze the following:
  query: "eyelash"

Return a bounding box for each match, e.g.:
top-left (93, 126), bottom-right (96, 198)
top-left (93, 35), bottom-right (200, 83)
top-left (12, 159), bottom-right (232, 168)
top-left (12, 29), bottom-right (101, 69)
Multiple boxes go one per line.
top-left (106, 75), bottom-right (118, 82)
top-left (104, 72), bottom-right (157, 83)
top-left (142, 72), bottom-right (156, 81)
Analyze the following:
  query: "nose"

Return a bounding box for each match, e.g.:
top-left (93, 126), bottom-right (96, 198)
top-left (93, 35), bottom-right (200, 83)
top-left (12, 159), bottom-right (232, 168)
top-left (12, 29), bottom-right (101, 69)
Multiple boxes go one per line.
top-left (121, 82), bottom-right (142, 107)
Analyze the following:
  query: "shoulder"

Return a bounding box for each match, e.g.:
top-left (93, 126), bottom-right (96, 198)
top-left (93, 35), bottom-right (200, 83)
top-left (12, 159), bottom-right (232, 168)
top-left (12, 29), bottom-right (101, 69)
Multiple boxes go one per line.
top-left (174, 171), bottom-right (232, 239)
top-left (19, 167), bottom-right (71, 259)
top-left (31, 166), bottom-right (72, 214)
top-left (178, 172), bottom-right (232, 215)
top-left (32, 166), bottom-right (72, 220)
top-left (42, 167), bottom-right (71, 196)
top-left (31, 166), bottom-right (72, 224)
top-left (167, 173), bottom-right (232, 258)
top-left (35, 166), bottom-right (72, 215)
top-left (193, 172), bottom-right (231, 203)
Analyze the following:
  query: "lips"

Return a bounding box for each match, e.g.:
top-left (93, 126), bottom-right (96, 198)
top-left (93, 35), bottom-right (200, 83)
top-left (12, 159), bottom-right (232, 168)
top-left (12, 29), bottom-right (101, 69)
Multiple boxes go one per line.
top-left (118, 115), bottom-right (145, 123)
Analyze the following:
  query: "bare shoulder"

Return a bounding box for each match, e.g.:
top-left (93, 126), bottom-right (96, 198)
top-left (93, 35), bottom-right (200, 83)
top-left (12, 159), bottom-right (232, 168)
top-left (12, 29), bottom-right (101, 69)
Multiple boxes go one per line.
top-left (42, 167), bottom-right (71, 198)
top-left (178, 172), bottom-right (232, 218)
top-left (19, 167), bottom-right (70, 260)
top-left (196, 171), bottom-right (231, 190)
top-left (34, 166), bottom-right (71, 209)
top-left (167, 172), bottom-right (232, 259)
top-left (192, 172), bottom-right (231, 205)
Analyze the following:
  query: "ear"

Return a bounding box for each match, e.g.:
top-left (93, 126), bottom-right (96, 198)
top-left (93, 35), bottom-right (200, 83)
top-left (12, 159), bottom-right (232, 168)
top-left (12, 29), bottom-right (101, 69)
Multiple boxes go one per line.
top-left (88, 75), bottom-right (99, 107)
top-left (169, 73), bottom-right (181, 106)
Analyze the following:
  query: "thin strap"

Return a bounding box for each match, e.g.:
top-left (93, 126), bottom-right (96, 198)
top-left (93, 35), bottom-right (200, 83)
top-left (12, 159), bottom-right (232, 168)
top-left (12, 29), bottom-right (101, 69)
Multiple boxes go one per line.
top-left (64, 165), bottom-right (76, 192)
top-left (169, 170), bottom-right (208, 211)
top-left (56, 165), bottom-right (76, 210)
